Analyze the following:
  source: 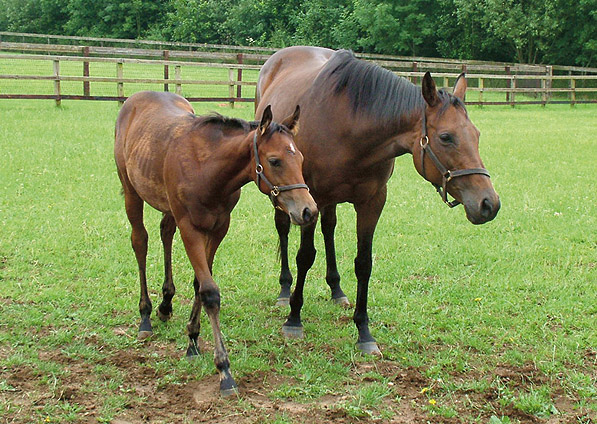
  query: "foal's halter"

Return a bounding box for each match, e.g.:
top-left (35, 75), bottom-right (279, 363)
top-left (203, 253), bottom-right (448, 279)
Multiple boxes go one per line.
top-left (253, 131), bottom-right (310, 209)
top-left (419, 111), bottom-right (491, 208)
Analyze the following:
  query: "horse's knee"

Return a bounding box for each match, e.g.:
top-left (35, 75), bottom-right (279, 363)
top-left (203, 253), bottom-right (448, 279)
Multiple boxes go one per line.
top-left (296, 245), bottom-right (316, 269)
top-left (200, 287), bottom-right (221, 310)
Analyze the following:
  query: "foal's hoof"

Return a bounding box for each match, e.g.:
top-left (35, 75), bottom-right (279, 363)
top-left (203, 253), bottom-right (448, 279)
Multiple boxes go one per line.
top-left (156, 308), bottom-right (172, 322)
top-left (276, 297), bottom-right (290, 307)
top-left (357, 341), bottom-right (382, 356)
top-left (282, 324), bottom-right (304, 339)
top-left (332, 296), bottom-right (350, 307)
top-left (186, 344), bottom-right (200, 359)
top-left (220, 374), bottom-right (238, 397)
top-left (137, 330), bottom-right (153, 341)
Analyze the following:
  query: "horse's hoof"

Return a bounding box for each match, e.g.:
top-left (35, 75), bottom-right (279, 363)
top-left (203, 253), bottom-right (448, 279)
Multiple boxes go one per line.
top-left (282, 324), bottom-right (304, 339)
top-left (220, 386), bottom-right (239, 397)
top-left (332, 296), bottom-right (350, 307)
top-left (186, 345), bottom-right (200, 359)
top-left (137, 330), bottom-right (153, 341)
top-left (276, 297), bottom-right (290, 307)
top-left (357, 341), bottom-right (382, 356)
top-left (156, 308), bottom-right (172, 322)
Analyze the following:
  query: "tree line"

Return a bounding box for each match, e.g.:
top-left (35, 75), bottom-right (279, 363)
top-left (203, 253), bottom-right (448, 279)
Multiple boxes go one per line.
top-left (1, 0), bottom-right (595, 67)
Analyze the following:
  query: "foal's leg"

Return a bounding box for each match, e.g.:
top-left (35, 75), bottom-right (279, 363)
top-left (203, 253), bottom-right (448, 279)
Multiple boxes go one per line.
top-left (274, 208), bottom-right (293, 306)
top-left (157, 213), bottom-right (176, 322)
top-left (320, 204), bottom-right (349, 306)
top-left (178, 219), bottom-right (237, 396)
top-left (185, 219), bottom-right (229, 358)
top-left (352, 187), bottom-right (387, 355)
top-left (282, 219), bottom-right (317, 339)
top-left (123, 189), bottom-right (152, 340)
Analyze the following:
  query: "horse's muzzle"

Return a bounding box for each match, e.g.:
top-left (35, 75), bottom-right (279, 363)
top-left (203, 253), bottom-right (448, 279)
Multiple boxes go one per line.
top-left (465, 192), bottom-right (500, 225)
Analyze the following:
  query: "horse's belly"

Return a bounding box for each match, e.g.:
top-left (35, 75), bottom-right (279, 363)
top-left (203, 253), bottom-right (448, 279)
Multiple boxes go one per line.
top-left (126, 163), bottom-right (171, 213)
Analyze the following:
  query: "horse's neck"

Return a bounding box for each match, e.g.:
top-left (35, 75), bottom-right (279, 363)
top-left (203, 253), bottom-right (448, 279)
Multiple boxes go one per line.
top-left (205, 132), bottom-right (254, 196)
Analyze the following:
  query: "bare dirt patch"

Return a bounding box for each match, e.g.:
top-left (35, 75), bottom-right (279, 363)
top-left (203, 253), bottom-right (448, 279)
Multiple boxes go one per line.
top-left (1, 345), bottom-right (595, 423)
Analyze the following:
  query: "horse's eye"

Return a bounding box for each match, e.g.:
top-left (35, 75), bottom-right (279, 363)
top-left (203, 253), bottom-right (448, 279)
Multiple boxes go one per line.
top-left (268, 158), bottom-right (282, 167)
top-left (439, 133), bottom-right (453, 144)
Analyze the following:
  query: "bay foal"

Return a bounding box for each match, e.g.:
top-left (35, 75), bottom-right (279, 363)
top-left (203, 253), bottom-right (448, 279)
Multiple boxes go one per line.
top-left (115, 91), bottom-right (316, 395)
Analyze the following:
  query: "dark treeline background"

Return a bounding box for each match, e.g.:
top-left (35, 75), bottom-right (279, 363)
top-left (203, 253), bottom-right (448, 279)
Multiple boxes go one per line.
top-left (0, 0), bottom-right (595, 67)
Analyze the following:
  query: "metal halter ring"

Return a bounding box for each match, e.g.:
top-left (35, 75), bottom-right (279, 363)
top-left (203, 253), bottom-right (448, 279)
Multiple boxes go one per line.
top-left (420, 135), bottom-right (429, 147)
top-left (271, 186), bottom-right (280, 197)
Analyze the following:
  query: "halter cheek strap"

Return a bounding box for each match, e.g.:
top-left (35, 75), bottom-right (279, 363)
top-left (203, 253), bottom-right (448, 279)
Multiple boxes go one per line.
top-left (253, 132), bottom-right (310, 209)
top-left (419, 111), bottom-right (491, 208)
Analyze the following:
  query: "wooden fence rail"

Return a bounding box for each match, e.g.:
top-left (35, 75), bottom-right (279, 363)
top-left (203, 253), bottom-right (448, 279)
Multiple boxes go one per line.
top-left (1, 52), bottom-right (596, 107)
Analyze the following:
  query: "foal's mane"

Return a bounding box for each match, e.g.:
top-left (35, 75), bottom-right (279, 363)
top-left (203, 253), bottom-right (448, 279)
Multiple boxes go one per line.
top-left (193, 113), bottom-right (288, 135)
top-left (315, 50), bottom-right (466, 124)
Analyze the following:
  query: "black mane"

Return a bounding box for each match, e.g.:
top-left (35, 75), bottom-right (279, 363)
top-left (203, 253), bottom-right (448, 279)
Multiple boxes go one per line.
top-left (194, 113), bottom-right (289, 134)
top-left (315, 50), bottom-right (465, 125)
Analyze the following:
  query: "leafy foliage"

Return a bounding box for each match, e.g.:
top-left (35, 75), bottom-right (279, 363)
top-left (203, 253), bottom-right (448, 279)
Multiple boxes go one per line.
top-left (0, 0), bottom-right (595, 66)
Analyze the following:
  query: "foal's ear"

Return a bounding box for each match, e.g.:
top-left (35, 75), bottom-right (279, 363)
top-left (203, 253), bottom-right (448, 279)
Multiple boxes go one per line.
top-left (281, 105), bottom-right (300, 136)
top-left (453, 73), bottom-right (467, 101)
top-left (259, 105), bottom-right (273, 136)
top-left (422, 72), bottom-right (440, 107)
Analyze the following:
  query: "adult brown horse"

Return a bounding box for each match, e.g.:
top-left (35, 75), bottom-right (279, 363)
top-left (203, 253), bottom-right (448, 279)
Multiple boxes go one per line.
top-left (255, 46), bottom-right (500, 355)
top-left (115, 91), bottom-right (316, 395)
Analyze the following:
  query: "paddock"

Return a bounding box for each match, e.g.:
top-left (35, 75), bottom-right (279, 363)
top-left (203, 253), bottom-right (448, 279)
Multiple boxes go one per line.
top-left (0, 99), bottom-right (595, 422)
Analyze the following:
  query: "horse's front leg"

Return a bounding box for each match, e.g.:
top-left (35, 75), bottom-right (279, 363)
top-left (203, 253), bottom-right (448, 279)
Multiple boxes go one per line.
top-left (353, 186), bottom-right (387, 356)
top-left (178, 217), bottom-right (237, 396)
top-left (320, 204), bottom-right (349, 306)
top-left (275, 208), bottom-right (293, 306)
top-left (282, 219), bottom-right (317, 339)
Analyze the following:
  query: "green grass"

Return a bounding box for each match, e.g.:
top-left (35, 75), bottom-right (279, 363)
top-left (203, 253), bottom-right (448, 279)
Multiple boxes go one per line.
top-left (0, 98), bottom-right (595, 423)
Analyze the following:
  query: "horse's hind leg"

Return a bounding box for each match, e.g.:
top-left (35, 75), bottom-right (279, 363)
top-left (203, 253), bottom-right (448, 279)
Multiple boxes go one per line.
top-left (157, 213), bottom-right (176, 322)
top-left (275, 208), bottom-right (293, 306)
top-left (122, 188), bottom-right (152, 340)
top-left (321, 204), bottom-right (349, 306)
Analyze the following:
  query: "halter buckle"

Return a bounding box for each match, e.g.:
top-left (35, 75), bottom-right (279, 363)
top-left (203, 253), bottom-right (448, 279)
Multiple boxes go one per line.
top-left (444, 170), bottom-right (453, 182)
top-left (271, 186), bottom-right (280, 197)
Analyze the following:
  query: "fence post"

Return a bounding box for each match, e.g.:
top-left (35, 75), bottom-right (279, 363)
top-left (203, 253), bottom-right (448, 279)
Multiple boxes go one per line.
top-left (412, 62), bottom-right (418, 84)
top-left (236, 53), bottom-right (243, 100)
top-left (510, 75), bottom-right (516, 108)
top-left (479, 77), bottom-right (484, 105)
top-left (505, 66), bottom-right (511, 103)
top-left (117, 62), bottom-right (124, 105)
top-left (82, 46), bottom-right (90, 97)
top-left (443, 76), bottom-right (449, 89)
top-left (175, 65), bottom-right (182, 96)
top-left (53, 59), bottom-right (61, 107)
top-left (228, 68), bottom-right (235, 108)
top-left (570, 77), bottom-right (576, 107)
top-left (163, 50), bottom-right (169, 92)
top-left (541, 76), bottom-right (547, 106)
top-left (546, 66), bottom-right (553, 104)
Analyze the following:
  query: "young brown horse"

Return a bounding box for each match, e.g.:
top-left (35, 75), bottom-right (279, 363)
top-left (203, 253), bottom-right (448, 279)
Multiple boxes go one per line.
top-left (256, 47), bottom-right (500, 354)
top-left (115, 91), bottom-right (316, 395)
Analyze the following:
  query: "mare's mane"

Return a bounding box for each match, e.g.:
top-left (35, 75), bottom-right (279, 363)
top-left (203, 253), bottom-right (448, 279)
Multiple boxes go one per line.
top-left (315, 50), bottom-right (465, 124)
top-left (193, 113), bottom-right (289, 135)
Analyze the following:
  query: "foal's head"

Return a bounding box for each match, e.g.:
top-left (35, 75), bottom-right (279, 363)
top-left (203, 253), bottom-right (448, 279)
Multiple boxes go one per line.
top-left (254, 105), bottom-right (318, 225)
top-left (414, 73), bottom-right (500, 224)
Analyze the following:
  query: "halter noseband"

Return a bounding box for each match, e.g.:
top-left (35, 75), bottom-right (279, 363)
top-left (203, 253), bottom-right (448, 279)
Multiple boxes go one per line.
top-left (419, 111), bottom-right (491, 208)
top-left (253, 131), bottom-right (310, 210)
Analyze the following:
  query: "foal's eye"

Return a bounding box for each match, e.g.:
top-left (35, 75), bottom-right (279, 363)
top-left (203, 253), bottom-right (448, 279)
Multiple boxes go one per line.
top-left (439, 133), bottom-right (454, 144)
top-left (268, 158), bottom-right (282, 167)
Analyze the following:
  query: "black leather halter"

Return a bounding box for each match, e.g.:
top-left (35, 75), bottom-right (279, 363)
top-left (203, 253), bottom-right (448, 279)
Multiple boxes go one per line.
top-left (253, 132), bottom-right (310, 209)
top-left (419, 111), bottom-right (491, 208)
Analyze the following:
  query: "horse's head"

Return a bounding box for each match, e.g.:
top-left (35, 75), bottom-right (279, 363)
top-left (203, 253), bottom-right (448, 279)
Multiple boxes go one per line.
top-left (414, 72), bottom-right (500, 224)
top-left (253, 105), bottom-right (318, 225)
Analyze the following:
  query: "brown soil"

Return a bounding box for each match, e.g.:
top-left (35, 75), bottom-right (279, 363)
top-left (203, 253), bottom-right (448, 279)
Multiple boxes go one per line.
top-left (1, 341), bottom-right (595, 424)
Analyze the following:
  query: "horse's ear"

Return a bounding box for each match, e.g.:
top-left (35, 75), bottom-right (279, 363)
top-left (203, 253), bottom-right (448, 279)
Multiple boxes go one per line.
top-left (281, 105), bottom-right (300, 136)
top-left (454, 73), bottom-right (467, 101)
top-left (259, 105), bottom-right (273, 136)
top-left (422, 72), bottom-right (439, 107)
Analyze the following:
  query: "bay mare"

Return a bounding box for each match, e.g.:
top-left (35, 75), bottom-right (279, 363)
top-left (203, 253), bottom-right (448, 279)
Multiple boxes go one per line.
top-left (115, 91), bottom-right (316, 394)
top-left (255, 46), bottom-right (500, 354)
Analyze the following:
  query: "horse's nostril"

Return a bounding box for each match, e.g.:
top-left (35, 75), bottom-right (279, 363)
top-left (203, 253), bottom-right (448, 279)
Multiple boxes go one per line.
top-left (302, 207), bottom-right (312, 223)
top-left (481, 198), bottom-right (492, 218)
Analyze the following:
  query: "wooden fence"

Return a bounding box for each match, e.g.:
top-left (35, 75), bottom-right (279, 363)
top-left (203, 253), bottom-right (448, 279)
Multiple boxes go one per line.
top-left (1, 32), bottom-right (596, 106)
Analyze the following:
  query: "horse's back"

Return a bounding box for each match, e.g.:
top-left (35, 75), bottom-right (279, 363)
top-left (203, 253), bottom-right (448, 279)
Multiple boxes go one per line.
top-left (115, 91), bottom-right (195, 212)
top-left (256, 46), bottom-right (334, 120)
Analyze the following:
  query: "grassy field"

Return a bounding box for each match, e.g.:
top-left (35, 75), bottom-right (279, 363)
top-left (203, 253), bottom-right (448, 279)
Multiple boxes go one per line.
top-left (0, 98), bottom-right (595, 423)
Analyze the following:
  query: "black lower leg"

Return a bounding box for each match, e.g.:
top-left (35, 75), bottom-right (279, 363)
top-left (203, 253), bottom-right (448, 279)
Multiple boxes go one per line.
top-left (275, 209), bottom-right (293, 302)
